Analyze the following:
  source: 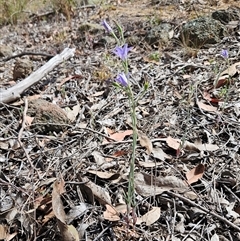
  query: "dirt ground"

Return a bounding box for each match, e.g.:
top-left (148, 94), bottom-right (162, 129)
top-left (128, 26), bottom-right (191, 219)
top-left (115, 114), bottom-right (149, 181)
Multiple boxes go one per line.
top-left (0, 0), bottom-right (240, 240)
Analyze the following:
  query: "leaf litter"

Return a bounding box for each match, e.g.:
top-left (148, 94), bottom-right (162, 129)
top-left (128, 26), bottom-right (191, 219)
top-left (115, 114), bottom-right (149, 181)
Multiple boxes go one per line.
top-left (0, 0), bottom-right (240, 240)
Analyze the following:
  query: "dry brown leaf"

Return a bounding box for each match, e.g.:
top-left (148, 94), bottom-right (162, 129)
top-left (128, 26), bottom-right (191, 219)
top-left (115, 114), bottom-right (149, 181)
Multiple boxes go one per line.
top-left (115, 204), bottom-right (127, 214)
top-left (66, 104), bottom-right (80, 122)
top-left (219, 62), bottom-right (240, 77)
top-left (135, 172), bottom-right (188, 197)
top-left (52, 179), bottom-right (66, 223)
top-left (81, 176), bottom-right (111, 205)
top-left (92, 151), bottom-right (106, 165)
top-left (25, 115), bottom-right (34, 126)
top-left (197, 101), bottom-right (218, 112)
top-left (194, 142), bottom-right (219, 151)
top-left (109, 129), bottom-right (133, 141)
top-left (52, 180), bottom-right (80, 241)
top-left (143, 56), bottom-right (160, 65)
top-left (186, 164), bottom-right (205, 185)
top-left (57, 220), bottom-right (80, 241)
top-left (138, 130), bottom-right (153, 154)
top-left (6, 232), bottom-right (18, 241)
top-left (42, 210), bottom-right (55, 224)
top-left (215, 76), bottom-right (229, 88)
top-left (183, 141), bottom-right (200, 153)
top-left (203, 91), bottom-right (220, 103)
top-left (166, 136), bottom-right (181, 150)
top-left (138, 161), bottom-right (162, 168)
top-left (136, 207), bottom-right (161, 226)
top-left (0, 224), bottom-right (7, 239)
top-left (92, 90), bottom-right (105, 97)
top-left (112, 150), bottom-right (128, 157)
top-left (152, 147), bottom-right (171, 161)
top-left (103, 204), bottom-right (121, 221)
top-left (87, 170), bottom-right (119, 180)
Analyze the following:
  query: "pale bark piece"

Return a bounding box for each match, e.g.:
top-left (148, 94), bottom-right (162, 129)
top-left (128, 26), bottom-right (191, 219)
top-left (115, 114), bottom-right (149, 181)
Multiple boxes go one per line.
top-left (88, 170), bottom-right (119, 179)
top-left (138, 130), bottom-right (153, 154)
top-left (186, 164), bottom-right (205, 184)
top-left (152, 147), bottom-right (171, 161)
top-left (103, 204), bottom-right (120, 221)
top-left (219, 62), bottom-right (240, 77)
top-left (135, 172), bottom-right (188, 197)
top-left (0, 224), bottom-right (7, 239)
top-left (52, 179), bottom-right (80, 241)
top-left (52, 179), bottom-right (66, 224)
top-left (197, 101), bottom-right (218, 112)
top-left (166, 136), bottom-right (181, 150)
top-left (57, 220), bottom-right (80, 241)
top-left (136, 207), bottom-right (161, 226)
top-left (81, 176), bottom-right (112, 205)
top-left (0, 48), bottom-right (75, 104)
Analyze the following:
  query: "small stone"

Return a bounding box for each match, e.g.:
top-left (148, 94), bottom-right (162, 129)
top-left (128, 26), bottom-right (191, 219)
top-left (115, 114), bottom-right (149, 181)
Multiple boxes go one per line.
top-left (28, 99), bottom-right (69, 134)
top-left (13, 59), bottom-right (33, 80)
top-left (0, 44), bottom-right (12, 57)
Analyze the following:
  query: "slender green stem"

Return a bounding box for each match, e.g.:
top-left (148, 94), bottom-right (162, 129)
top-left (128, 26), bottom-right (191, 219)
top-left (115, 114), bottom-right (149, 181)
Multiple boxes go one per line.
top-left (126, 87), bottom-right (137, 208)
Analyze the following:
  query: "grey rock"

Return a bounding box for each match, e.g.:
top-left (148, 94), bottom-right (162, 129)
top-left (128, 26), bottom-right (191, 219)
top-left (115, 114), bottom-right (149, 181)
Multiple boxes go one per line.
top-left (212, 7), bottom-right (240, 24)
top-left (180, 17), bottom-right (226, 48)
top-left (28, 99), bottom-right (69, 134)
top-left (13, 58), bottom-right (33, 80)
top-left (145, 22), bottom-right (173, 45)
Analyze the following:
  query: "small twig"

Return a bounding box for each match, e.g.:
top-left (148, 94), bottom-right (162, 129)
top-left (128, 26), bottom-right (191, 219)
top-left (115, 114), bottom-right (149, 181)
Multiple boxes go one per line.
top-left (2, 52), bottom-right (54, 62)
top-left (92, 225), bottom-right (112, 241)
top-left (18, 97), bottom-right (38, 172)
top-left (167, 191), bottom-right (240, 232)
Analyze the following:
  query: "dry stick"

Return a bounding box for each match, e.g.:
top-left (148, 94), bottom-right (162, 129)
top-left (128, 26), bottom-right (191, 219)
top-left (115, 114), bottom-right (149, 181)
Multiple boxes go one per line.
top-left (167, 190), bottom-right (240, 233)
top-left (17, 97), bottom-right (39, 173)
top-left (1, 52), bottom-right (54, 62)
top-left (17, 97), bottom-right (38, 241)
top-left (0, 47), bottom-right (75, 103)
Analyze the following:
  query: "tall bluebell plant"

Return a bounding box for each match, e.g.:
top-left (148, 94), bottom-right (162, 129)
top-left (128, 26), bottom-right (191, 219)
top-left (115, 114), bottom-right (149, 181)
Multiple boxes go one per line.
top-left (102, 20), bottom-right (148, 220)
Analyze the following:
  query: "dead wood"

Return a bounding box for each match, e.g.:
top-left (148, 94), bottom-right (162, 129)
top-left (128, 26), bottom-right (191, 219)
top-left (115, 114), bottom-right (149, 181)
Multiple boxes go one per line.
top-left (0, 47), bottom-right (75, 104)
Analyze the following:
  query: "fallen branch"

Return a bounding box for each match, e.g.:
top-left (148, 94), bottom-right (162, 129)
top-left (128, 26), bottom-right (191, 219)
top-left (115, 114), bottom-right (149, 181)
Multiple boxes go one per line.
top-left (0, 47), bottom-right (75, 104)
top-left (2, 51), bottom-right (54, 62)
top-left (167, 190), bottom-right (240, 233)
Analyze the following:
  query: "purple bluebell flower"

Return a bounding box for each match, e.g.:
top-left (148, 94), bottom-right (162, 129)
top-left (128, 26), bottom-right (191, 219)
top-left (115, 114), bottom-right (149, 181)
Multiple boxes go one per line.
top-left (221, 49), bottom-right (228, 59)
top-left (113, 44), bottom-right (132, 60)
top-left (116, 73), bottom-right (128, 87)
top-left (102, 20), bottom-right (113, 33)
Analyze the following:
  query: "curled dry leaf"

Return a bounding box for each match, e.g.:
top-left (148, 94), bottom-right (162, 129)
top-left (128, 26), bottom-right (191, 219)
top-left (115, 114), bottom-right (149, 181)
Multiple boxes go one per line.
top-left (52, 179), bottom-right (66, 223)
top-left (0, 224), bottom-right (7, 239)
top-left (66, 104), bottom-right (80, 122)
top-left (186, 164), bottom-right (205, 185)
top-left (136, 207), bottom-right (161, 226)
top-left (135, 172), bottom-right (189, 197)
top-left (203, 90), bottom-right (220, 103)
top-left (138, 130), bottom-right (153, 154)
top-left (166, 136), bottom-right (181, 150)
top-left (103, 204), bottom-right (121, 221)
top-left (81, 176), bottom-right (111, 205)
top-left (105, 128), bottom-right (133, 142)
top-left (215, 62), bottom-right (240, 88)
top-left (194, 142), bottom-right (219, 151)
top-left (219, 62), bottom-right (240, 78)
top-left (152, 147), bottom-right (171, 161)
top-left (57, 220), bottom-right (80, 241)
top-left (52, 179), bottom-right (80, 241)
top-left (88, 170), bottom-right (120, 180)
top-left (138, 161), bottom-right (162, 168)
top-left (197, 101), bottom-right (218, 112)
top-left (92, 151), bottom-right (105, 165)
top-left (183, 141), bottom-right (200, 153)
